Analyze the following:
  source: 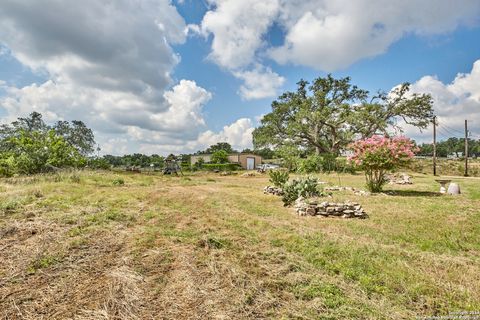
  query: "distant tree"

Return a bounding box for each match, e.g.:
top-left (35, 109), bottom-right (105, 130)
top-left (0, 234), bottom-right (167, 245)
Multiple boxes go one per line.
top-left (195, 157), bottom-right (205, 168)
top-left (53, 120), bottom-right (95, 156)
top-left (253, 148), bottom-right (275, 159)
top-left (211, 150), bottom-right (229, 164)
top-left (417, 143), bottom-right (433, 156)
top-left (12, 111), bottom-right (47, 132)
top-left (417, 138), bottom-right (480, 158)
top-left (1, 112), bottom-right (47, 148)
top-left (205, 142), bottom-right (235, 154)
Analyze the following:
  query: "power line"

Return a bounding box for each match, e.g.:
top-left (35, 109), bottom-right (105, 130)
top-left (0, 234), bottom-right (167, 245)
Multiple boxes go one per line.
top-left (437, 127), bottom-right (458, 140)
top-left (438, 126), bottom-right (463, 138)
top-left (442, 123), bottom-right (465, 135)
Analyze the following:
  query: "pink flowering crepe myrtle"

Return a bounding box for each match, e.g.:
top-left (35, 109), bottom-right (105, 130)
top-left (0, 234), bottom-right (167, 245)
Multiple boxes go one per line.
top-left (348, 135), bottom-right (418, 192)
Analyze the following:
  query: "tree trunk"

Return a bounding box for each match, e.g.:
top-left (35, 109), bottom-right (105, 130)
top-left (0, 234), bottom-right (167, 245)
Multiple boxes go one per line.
top-left (314, 124), bottom-right (321, 155)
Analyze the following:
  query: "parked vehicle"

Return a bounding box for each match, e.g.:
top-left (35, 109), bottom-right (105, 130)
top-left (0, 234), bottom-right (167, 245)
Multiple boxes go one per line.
top-left (256, 163), bottom-right (280, 172)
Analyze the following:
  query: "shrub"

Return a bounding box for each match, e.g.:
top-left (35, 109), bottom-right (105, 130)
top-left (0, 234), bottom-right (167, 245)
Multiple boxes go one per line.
top-left (70, 174), bottom-right (81, 183)
top-left (296, 154), bottom-right (356, 174)
top-left (298, 155), bottom-right (323, 173)
top-left (320, 153), bottom-right (337, 173)
top-left (335, 157), bottom-right (357, 174)
top-left (0, 156), bottom-right (16, 177)
top-left (87, 157), bottom-right (111, 170)
top-left (349, 135), bottom-right (417, 192)
top-left (202, 163), bottom-right (241, 171)
top-left (194, 157), bottom-right (205, 169)
top-left (268, 169), bottom-right (289, 187)
top-left (282, 176), bottom-right (323, 206)
top-left (112, 178), bottom-right (125, 186)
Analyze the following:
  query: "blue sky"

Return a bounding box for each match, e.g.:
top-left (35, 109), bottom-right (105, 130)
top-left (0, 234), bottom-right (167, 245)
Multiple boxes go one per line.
top-left (1, 0), bottom-right (480, 154)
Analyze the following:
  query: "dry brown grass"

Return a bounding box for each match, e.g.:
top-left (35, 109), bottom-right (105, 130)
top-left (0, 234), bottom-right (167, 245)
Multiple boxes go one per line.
top-left (1, 171), bottom-right (479, 319)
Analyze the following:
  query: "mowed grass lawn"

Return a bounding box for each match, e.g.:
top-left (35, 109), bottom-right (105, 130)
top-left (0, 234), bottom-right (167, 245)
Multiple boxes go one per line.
top-left (1, 171), bottom-right (479, 319)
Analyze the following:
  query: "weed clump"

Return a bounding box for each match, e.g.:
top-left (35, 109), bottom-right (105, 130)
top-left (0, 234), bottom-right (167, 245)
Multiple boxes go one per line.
top-left (112, 178), bottom-right (125, 186)
top-left (70, 174), bottom-right (81, 183)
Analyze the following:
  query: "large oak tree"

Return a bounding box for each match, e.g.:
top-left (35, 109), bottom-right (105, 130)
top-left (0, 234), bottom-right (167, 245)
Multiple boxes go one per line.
top-left (253, 75), bottom-right (434, 155)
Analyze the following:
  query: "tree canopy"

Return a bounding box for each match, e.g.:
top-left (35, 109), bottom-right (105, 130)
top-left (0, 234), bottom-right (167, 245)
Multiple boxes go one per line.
top-left (211, 150), bottom-right (229, 163)
top-left (253, 75), bottom-right (434, 155)
top-left (0, 112), bottom-right (96, 176)
top-left (202, 142), bottom-right (235, 154)
top-left (1, 112), bottom-right (96, 156)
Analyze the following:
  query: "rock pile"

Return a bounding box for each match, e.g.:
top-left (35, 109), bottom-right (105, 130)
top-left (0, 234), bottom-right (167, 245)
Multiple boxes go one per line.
top-left (263, 185), bottom-right (284, 196)
top-left (387, 173), bottom-right (412, 185)
top-left (324, 186), bottom-right (370, 196)
top-left (241, 172), bottom-right (257, 177)
top-left (294, 197), bottom-right (368, 219)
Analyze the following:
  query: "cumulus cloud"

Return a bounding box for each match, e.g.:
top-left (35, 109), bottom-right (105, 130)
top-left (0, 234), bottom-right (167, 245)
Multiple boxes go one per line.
top-left (200, 0), bottom-right (480, 73)
top-left (0, 0), bottom-right (257, 155)
top-left (201, 0), bottom-right (279, 70)
top-left (196, 118), bottom-right (255, 150)
top-left (129, 118), bottom-right (256, 155)
top-left (397, 59), bottom-right (480, 142)
top-left (199, 0), bottom-right (284, 99)
top-left (233, 65), bottom-right (285, 100)
top-left (0, 0), bottom-right (188, 131)
top-left (271, 0), bottom-right (480, 70)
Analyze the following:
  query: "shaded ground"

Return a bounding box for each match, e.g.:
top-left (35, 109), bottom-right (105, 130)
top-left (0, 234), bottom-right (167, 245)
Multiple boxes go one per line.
top-left (1, 171), bottom-right (479, 319)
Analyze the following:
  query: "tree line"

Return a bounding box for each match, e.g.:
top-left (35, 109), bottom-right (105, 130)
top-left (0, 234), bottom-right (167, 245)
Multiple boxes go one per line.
top-left (417, 138), bottom-right (480, 158)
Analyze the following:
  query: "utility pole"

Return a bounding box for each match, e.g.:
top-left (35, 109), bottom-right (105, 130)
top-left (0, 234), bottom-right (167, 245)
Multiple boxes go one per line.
top-left (433, 116), bottom-right (437, 176)
top-left (465, 119), bottom-right (468, 177)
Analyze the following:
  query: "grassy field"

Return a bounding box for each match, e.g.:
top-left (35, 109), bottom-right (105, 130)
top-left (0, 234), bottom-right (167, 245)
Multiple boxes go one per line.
top-left (1, 170), bottom-right (479, 319)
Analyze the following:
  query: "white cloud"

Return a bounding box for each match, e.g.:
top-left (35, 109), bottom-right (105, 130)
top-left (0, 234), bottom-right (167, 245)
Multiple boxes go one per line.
top-left (0, 78), bottom-right (217, 154)
top-left (0, 0), bottom-right (245, 155)
top-left (200, 0), bottom-right (480, 73)
top-left (199, 0), bottom-right (284, 99)
top-left (201, 0), bottom-right (279, 70)
top-left (0, 0), bottom-right (186, 129)
top-left (112, 117), bottom-right (256, 155)
top-left (196, 118), bottom-right (255, 151)
top-left (233, 65), bottom-right (285, 100)
top-left (397, 59), bottom-right (480, 142)
top-left (271, 0), bottom-right (480, 70)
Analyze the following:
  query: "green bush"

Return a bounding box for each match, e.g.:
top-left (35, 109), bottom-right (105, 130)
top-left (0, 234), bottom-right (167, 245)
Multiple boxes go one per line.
top-left (201, 163), bottom-right (241, 171)
top-left (282, 176), bottom-right (323, 206)
top-left (296, 154), bottom-right (356, 174)
top-left (87, 157), bottom-right (111, 170)
top-left (320, 153), bottom-right (337, 173)
top-left (0, 156), bottom-right (16, 177)
top-left (268, 169), bottom-right (289, 187)
top-left (298, 155), bottom-right (323, 173)
top-left (112, 178), bottom-right (125, 186)
top-left (335, 157), bottom-right (357, 174)
top-left (70, 174), bottom-right (81, 183)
